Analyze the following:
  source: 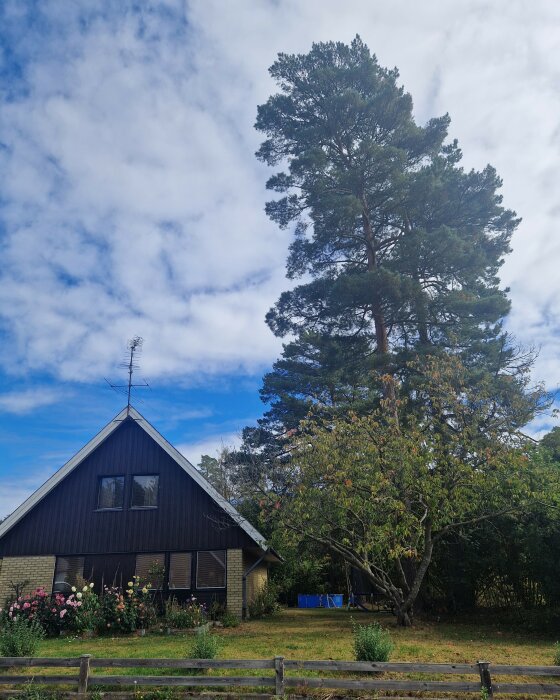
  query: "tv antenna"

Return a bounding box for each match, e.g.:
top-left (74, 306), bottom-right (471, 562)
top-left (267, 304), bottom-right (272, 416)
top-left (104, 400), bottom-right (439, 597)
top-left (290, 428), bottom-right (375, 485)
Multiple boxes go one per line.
top-left (105, 336), bottom-right (150, 415)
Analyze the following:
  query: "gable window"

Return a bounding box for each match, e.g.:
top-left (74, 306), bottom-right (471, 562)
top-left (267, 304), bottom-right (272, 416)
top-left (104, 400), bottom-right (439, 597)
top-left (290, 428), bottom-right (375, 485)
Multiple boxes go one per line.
top-left (196, 550), bottom-right (226, 589)
top-left (97, 476), bottom-right (124, 510)
top-left (169, 552), bottom-right (192, 590)
top-left (135, 553), bottom-right (165, 589)
top-left (131, 475), bottom-right (159, 508)
top-left (53, 556), bottom-right (85, 593)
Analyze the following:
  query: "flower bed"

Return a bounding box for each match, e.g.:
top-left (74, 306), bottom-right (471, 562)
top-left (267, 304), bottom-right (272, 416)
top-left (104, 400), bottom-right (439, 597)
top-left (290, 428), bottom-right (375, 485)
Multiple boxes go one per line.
top-left (0, 577), bottom-right (159, 637)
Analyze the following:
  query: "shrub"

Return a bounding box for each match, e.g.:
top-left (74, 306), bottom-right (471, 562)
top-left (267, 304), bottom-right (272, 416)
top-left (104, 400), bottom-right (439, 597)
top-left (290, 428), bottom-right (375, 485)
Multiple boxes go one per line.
top-left (0, 587), bottom-right (82, 637)
top-left (554, 641), bottom-right (560, 666)
top-left (352, 621), bottom-right (394, 662)
top-left (12, 685), bottom-right (60, 700)
top-left (71, 584), bottom-right (100, 634)
top-left (220, 610), bottom-right (240, 628)
top-left (248, 582), bottom-right (280, 619)
top-left (188, 631), bottom-right (220, 659)
top-left (208, 600), bottom-right (227, 622)
top-left (99, 578), bottom-right (156, 634)
top-left (0, 617), bottom-right (45, 656)
top-left (165, 597), bottom-right (206, 629)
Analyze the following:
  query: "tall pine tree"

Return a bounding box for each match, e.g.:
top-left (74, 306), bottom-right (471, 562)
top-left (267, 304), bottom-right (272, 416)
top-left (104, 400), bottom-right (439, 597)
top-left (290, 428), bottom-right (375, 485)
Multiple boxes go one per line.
top-left (254, 36), bottom-right (533, 429)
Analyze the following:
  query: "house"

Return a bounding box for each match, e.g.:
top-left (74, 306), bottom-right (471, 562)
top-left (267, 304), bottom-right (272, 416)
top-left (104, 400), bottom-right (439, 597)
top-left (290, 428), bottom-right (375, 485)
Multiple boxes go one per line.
top-left (0, 406), bottom-right (279, 617)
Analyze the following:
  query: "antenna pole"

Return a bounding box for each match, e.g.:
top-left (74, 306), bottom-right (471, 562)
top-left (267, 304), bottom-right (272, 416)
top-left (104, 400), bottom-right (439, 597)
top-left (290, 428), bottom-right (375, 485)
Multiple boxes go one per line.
top-left (127, 343), bottom-right (134, 413)
top-left (105, 336), bottom-right (149, 413)
top-left (125, 336), bottom-right (144, 415)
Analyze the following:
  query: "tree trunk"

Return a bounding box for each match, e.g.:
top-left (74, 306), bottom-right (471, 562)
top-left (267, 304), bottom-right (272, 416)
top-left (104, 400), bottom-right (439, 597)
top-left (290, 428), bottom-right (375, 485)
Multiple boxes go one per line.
top-left (395, 607), bottom-right (413, 627)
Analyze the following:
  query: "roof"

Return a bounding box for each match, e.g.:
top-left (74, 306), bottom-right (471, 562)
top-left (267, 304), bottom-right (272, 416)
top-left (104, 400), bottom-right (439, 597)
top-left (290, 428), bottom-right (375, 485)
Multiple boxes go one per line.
top-left (0, 406), bottom-right (267, 550)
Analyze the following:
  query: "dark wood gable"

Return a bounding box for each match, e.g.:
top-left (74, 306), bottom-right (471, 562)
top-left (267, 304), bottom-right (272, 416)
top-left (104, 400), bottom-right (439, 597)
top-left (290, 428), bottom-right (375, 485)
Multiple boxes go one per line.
top-left (0, 416), bottom-right (255, 558)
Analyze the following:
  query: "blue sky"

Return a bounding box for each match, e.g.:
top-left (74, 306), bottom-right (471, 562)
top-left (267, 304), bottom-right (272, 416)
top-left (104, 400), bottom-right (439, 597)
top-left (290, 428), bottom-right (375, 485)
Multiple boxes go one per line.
top-left (1, 0), bottom-right (559, 518)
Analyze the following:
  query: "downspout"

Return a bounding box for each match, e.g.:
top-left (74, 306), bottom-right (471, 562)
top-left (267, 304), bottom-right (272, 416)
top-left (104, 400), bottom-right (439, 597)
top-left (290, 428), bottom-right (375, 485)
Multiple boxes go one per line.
top-left (242, 553), bottom-right (267, 618)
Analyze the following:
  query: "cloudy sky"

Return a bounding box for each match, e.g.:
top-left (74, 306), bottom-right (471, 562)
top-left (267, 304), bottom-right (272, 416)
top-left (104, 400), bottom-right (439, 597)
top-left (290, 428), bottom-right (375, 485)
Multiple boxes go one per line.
top-left (0, 0), bottom-right (559, 518)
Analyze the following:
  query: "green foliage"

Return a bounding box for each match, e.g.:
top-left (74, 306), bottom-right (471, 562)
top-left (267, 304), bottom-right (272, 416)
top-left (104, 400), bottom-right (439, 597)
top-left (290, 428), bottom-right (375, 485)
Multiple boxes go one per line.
top-left (197, 448), bottom-right (238, 500)
top-left (248, 582), bottom-right (280, 619)
top-left (271, 355), bottom-right (557, 625)
top-left (553, 642), bottom-right (560, 666)
top-left (252, 35), bottom-right (539, 439)
top-left (187, 631), bottom-right (219, 659)
top-left (541, 428), bottom-right (560, 461)
top-left (352, 621), bottom-right (394, 662)
top-left (11, 686), bottom-right (61, 700)
top-left (99, 579), bottom-right (157, 633)
top-left (220, 611), bottom-right (240, 628)
top-left (165, 597), bottom-right (206, 629)
top-left (0, 617), bottom-right (44, 656)
top-left (72, 585), bottom-right (100, 633)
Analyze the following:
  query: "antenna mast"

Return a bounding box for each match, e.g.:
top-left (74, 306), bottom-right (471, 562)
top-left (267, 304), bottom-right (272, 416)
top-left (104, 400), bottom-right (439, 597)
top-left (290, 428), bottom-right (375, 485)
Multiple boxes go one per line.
top-left (105, 336), bottom-right (149, 414)
top-left (126, 336), bottom-right (143, 412)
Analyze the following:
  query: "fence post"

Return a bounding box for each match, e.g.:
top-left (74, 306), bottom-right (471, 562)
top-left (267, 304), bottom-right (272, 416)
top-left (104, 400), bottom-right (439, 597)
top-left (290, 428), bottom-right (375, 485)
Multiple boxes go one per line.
top-left (274, 655), bottom-right (285, 697)
top-left (477, 660), bottom-right (493, 698)
top-left (78, 654), bottom-right (91, 694)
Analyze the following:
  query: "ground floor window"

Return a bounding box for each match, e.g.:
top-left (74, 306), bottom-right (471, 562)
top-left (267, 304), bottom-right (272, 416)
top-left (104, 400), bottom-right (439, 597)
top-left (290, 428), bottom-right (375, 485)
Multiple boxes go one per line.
top-left (53, 556), bottom-right (84, 593)
top-left (135, 552), bottom-right (165, 589)
top-left (196, 550), bottom-right (226, 588)
top-left (169, 552), bottom-right (192, 590)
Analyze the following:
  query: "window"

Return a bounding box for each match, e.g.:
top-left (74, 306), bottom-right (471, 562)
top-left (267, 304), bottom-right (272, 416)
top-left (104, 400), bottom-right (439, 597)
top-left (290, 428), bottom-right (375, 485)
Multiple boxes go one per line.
top-left (135, 553), bottom-right (165, 589)
top-left (169, 552), bottom-right (192, 590)
top-left (131, 475), bottom-right (159, 508)
top-left (97, 476), bottom-right (124, 509)
top-left (196, 550), bottom-right (226, 589)
top-left (53, 556), bottom-right (84, 593)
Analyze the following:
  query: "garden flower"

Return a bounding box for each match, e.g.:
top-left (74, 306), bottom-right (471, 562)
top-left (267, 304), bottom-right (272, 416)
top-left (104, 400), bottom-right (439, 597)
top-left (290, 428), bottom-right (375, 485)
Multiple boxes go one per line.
top-left (142, 587), bottom-right (148, 594)
top-left (71, 586), bottom-right (77, 592)
top-left (83, 585), bottom-right (89, 592)
top-left (76, 592), bottom-right (82, 599)
top-left (89, 582), bottom-right (94, 588)
top-left (60, 609), bottom-right (67, 618)
top-left (128, 581), bottom-right (133, 587)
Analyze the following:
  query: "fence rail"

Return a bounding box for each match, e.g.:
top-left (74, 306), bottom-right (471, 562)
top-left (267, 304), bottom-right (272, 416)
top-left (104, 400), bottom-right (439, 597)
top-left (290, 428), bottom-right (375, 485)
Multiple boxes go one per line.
top-left (1, 655), bottom-right (560, 697)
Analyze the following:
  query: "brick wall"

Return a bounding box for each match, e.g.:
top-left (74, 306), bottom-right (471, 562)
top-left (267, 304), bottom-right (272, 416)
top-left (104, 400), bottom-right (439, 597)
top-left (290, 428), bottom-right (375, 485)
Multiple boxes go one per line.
top-left (226, 548), bottom-right (243, 618)
top-left (0, 556), bottom-right (55, 603)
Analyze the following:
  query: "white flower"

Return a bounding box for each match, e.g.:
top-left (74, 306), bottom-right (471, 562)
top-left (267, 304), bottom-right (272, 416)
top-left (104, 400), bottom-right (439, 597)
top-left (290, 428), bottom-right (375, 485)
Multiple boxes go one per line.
top-left (142, 587), bottom-right (148, 594)
top-left (127, 581), bottom-right (133, 587)
top-left (83, 586), bottom-right (89, 592)
top-left (89, 583), bottom-right (94, 588)
top-left (71, 587), bottom-right (77, 593)
top-left (76, 592), bottom-right (83, 600)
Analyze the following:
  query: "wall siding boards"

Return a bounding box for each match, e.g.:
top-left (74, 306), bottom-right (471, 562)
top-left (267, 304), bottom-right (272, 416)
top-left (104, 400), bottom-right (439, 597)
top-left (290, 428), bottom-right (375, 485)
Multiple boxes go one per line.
top-left (0, 418), bottom-right (255, 558)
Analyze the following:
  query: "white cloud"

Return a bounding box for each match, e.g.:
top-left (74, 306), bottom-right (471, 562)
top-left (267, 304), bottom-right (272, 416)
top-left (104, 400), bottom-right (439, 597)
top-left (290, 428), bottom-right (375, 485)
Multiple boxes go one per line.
top-left (0, 388), bottom-right (64, 414)
top-left (177, 431), bottom-right (241, 470)
top-left (0, 0), bottom-right (558, 397)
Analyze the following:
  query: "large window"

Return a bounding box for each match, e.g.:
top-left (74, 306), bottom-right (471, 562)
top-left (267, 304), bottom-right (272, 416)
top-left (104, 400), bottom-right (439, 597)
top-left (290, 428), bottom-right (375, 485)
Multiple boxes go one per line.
top-left (131, 475), bottom-right (159, 508)
top-left (169, 552), bottom-right (192, 590)
top-left (196, 550), bottom-right (226, 589)
top-left (97, 476), bottom-right (124, 510)
top-left (53, 556), bottom-right (84, 593)
top-left (135, 553), bottom-right (165, 589)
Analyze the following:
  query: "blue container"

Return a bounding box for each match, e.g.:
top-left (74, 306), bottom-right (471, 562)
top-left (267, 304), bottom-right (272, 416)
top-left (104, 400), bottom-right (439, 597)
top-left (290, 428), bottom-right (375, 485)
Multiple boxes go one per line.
top-left (323, 593), bottom-right (343, 608)
top-left (298, 594), bottom-right (321, 608)
top-left (298, 593), bottom-right (343, 608)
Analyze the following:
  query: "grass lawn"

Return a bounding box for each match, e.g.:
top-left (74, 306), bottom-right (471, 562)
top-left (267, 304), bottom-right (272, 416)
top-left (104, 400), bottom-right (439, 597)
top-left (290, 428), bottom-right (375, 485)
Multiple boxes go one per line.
top-left (36, 608), bottom-right (556, 666)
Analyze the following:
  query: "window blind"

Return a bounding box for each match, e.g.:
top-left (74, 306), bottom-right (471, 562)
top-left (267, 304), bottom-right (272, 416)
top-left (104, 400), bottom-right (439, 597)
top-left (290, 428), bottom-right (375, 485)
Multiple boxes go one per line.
top-left (169, 552), bottom-right (192, 589)
top-left (196, 550), bottom-right (226, 588)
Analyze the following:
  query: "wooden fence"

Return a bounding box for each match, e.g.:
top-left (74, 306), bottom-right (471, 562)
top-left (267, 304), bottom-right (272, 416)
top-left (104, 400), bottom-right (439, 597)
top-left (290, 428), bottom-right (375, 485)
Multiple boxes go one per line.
top-left (1, 655), bottom-right (560, 697)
